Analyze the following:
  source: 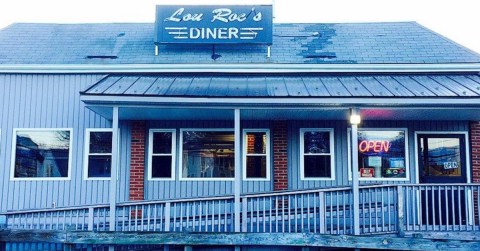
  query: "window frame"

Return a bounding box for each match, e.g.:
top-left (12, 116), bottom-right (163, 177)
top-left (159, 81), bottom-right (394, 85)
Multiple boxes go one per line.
top-left (83, 128), bottom-right (114, 181)
top-left (148, 129), bottom-right (176, 181)
top-left (179, 128), bottom-right (235, 181)
top-left (11, 128), bottom-right (73, 181)
top-left (414, 131), bottom-right (470, 184)
top-left (299, 128), bottom-right (335, 181)
top-left (242, 129), bottom-right (271, 181)
top-left (348, 128), bottom-right (410, 181)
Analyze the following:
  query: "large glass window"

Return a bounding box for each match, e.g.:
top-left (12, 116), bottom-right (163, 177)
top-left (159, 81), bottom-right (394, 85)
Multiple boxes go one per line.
top-left (356, 129), bottom-right (407, 179)
top-left (13, 129), bottom-right (72, 179)
top-left (243, 130), bottom-right (270, 180)
top-left (180, 130), bottom-right (234, 179)
top-left (148, 129), bottom-right (176, 180)
top-left (84, 129), bottom-right (112, 179)
top-left (300, 129), bottom-right (335, 180)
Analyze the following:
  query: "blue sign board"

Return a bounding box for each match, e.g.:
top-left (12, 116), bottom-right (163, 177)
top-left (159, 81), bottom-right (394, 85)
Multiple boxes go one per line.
top-left (154, 5), bottom-right (273, 45)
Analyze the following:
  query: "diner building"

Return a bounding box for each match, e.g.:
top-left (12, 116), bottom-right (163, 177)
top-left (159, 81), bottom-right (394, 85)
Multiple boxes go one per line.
top-left (1, 5), bottom-right (480, 250)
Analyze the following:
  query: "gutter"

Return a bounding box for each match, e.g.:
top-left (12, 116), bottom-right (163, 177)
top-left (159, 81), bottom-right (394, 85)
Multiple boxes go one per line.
top-left (0, 63), bottom-right (480, 74)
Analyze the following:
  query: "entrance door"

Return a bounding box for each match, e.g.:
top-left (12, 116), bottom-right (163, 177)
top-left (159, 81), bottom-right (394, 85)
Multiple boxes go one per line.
top-left (417, 133), bottom-right (468, 225)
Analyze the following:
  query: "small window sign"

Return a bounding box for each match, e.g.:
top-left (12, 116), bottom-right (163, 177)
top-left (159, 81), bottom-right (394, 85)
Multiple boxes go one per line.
top-left (155, 5), bottom-right (273, 44)
top-left (443, 162), bottom-right (458, 170)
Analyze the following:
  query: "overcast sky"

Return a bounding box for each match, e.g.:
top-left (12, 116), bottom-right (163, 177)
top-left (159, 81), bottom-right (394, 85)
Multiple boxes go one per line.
top-left (0, 0), bottom-right (479, 54)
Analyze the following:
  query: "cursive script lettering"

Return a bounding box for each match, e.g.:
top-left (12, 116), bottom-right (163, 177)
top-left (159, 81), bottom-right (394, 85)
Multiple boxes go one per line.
top-left (164, 8), bottom-right (203, 22)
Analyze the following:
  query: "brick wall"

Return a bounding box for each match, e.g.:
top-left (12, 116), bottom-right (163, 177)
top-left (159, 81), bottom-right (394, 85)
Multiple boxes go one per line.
top-left (130, 121), bottom-right (146, 201)
top-left (471, 122), bottom-right (480, 183)
top-left (273, 121), bottom-right (288, 191)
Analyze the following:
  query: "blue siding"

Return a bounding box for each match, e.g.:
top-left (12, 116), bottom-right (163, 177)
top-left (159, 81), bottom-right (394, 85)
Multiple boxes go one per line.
top-left (0, 74), bottom-right (130, 212)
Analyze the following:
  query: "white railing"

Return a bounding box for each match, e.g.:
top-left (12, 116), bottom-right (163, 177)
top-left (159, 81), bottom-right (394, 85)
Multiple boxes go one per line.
top-left (2, 184), bottom-right (480, 236)
top-left (115, 196), bottom-right (234, 232)
top-left (241, 187), bottom-right (353, 234)
top-left (401, 184), bottom-right (480, 232)
top-left (358, 185), bottom-right (398, 234)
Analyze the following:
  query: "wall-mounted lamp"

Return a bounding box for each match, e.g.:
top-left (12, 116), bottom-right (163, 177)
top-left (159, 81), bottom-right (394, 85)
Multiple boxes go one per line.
top-left (350, 108), bottom-right (361, 125)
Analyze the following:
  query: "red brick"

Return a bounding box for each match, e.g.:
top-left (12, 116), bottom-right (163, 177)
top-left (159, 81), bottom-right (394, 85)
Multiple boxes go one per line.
top-left (129, 121), bottom-right (146, 201)
top-left (273, 121), bottom-right (288, 191)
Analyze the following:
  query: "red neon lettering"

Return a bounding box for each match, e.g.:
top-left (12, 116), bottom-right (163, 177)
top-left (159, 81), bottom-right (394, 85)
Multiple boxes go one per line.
top-left (358, 140), bottom-right (391, 153)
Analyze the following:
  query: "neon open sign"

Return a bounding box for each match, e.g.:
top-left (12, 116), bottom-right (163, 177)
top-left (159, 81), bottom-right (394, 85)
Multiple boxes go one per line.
top-left (154, 5), bottom-right (273, 44)
top-left (358, 140), bottom-right (391, 153)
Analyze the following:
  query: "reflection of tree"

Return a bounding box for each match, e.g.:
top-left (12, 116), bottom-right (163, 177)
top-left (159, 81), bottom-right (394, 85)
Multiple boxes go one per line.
top-left (54, 131), bottom-right (70, 149)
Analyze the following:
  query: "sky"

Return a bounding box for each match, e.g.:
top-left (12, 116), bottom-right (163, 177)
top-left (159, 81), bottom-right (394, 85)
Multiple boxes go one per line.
top-left (0, 0), bottom-right (479, 54)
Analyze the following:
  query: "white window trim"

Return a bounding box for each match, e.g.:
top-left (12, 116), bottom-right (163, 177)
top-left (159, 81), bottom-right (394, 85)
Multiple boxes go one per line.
top-left (10, 128), bottom-right (73, 181)
top-left (83, 128), bottom-right (114, 181)
top-left (347, 128), bottom-right (410, 181)
top-left (179, 128), bottom-right (235, 181)
top-left (300, 128), bottom-right (335, 181)
top-left (242, 129), bottom-right (271, 181)
top-left (413, 131), bottom-right (471, 184)
top-left (148, 129), bottom-right (176, 181)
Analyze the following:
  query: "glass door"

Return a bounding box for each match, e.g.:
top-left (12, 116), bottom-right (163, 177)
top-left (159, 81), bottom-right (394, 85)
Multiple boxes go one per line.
top-left (417, 133), bottom-right (468, 226)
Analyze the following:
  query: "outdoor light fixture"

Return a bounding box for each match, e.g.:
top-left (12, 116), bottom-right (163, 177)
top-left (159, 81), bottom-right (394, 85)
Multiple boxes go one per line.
top-left (350, 108), bottom-right (361, 125)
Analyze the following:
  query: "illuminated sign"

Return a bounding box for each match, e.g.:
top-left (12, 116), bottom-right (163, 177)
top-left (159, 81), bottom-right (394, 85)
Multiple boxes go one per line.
top-left (358, 140), bottom-right (391, 153)
top-left (154, 5), bottom-right (273, 44)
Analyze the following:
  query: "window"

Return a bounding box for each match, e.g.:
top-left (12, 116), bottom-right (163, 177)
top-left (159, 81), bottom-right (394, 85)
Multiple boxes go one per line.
top-left (355, 129), bottom-right (408, 180)
top-left (84, 129), bottom-right (112, 179)
top-left (243, 129), bottom-right (270, 180)
top-left (300, 129), bottom-right (335, 180)
top-left (180, 129), bottom-right (234, 180)
top-left (12, 129), bottom-right (72, 180)
top-left (148, 129), bottom-right (176, 180)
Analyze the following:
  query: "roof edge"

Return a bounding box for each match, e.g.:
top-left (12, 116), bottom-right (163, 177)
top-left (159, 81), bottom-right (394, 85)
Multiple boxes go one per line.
top-left (0, 63), bottom-right (480, 74)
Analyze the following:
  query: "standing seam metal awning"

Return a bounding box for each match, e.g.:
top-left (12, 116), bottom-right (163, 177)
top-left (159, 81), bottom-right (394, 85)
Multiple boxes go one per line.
top-left (81, 73), bottom-right (480, 98)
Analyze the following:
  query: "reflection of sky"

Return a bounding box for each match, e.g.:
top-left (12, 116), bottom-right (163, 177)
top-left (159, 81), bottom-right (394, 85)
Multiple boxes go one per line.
top-left (17, 131), bottom-right (70, 149)
top-left (359, 131), bottom-right (403, 141)
top-left (427, 138), bottom-right (459, 150)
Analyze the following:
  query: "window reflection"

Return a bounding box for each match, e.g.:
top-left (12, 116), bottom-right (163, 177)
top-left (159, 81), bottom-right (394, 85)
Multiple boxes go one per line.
top-left (182, 131), bottom-right (234, 178)
top-left (14, 130), bottom-right (71, 178)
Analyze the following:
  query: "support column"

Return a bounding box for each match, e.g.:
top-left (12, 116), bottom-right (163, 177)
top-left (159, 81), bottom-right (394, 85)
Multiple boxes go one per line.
top-left (234, 109), bottom-right (242, 232)
top-left (109, 106), bottom-right (119, 231)
top-left (350, 109), bottom-right (361, 235)
top-left (273, 121), bottom-right (288, 191)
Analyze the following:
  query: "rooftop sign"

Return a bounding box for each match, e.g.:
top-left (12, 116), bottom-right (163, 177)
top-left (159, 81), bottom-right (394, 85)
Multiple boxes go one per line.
top-left (154, 5), bottom-right (273, 45)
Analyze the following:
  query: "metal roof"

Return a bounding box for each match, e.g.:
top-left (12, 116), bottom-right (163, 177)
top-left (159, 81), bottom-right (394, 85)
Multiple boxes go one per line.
top-left (1, 22), bottom-right (479, 65)
top-left (82, 74), bottom-right (480, 98)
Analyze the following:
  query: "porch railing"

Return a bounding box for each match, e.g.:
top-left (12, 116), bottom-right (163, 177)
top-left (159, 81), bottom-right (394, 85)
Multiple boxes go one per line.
top-left (2, 184), bottom-right (480, 236)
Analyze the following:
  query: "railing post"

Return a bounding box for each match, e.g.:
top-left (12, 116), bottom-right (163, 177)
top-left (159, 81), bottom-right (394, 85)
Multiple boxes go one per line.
top-left (242, 197), bottom-right (248, 232)
top-left (88, 208), bottom-right (94, 231)
top-left (319, 192), bottom-right (325, 234)
top-left (397, 185), bottom-right (405, 237)
top-left (350, 111), bottom-right (361, 235)
top-left (109, 106), bottom-right (119, 231)
top-left (165, 202), bottom-right (171, 232)
top-left (234, 109), bottom-right (242, 232)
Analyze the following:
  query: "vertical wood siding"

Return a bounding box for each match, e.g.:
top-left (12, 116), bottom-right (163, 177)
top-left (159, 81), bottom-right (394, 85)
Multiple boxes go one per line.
top-left (0, 74), bottom-right (130, 212)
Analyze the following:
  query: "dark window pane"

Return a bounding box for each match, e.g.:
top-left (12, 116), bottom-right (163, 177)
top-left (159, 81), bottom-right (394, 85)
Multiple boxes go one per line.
top-left (152, 156), bottom-right (172, 178)
top-left (304, 131), bottom-right (330, 154)
top-left (304, 155), bottom-right (331, 178)
top-left (423, 138), bottom-right (462, 177)
top-left (182, 131), bottom-right (234, 178)
top-left (88, 155), bottom-right (111, 177)
top-left (90, 132), bottom-right (112, 153)
top-left (153, 132), bottom-right (172, 154)
top-left (246, 132), bottom-right (266, 154)
top-left (246, 156), bottom-right (267, 178)
top-left (14, 131), bottom-right (70, 178)
top-left (357, 130), bottom-right (406, 178)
